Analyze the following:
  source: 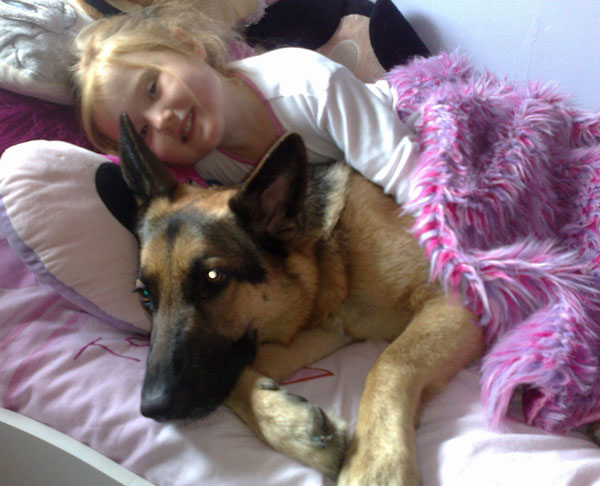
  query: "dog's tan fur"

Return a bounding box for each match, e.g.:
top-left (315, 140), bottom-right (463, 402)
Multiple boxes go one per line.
top-left (119, 116), bottom-right (484, 486)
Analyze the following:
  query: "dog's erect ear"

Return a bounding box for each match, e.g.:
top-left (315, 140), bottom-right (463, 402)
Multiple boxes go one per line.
top-left (230, 132), bottom-right (307, 243)
top-left (118, 112), bottom-right (178, 208)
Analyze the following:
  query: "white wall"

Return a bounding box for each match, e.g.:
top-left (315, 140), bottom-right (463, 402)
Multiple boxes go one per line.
top-left (392, 0), bottom-right (600, 111)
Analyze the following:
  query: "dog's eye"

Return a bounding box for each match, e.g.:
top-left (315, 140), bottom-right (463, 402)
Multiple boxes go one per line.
top-left (205, 269), bottom-right (227, 285)
top-left (139, 288), bottom-right (151, 303)
top-left (133, 282), bottom-right (153, 311)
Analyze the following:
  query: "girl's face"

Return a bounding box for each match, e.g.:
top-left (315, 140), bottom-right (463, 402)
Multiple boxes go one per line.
top-left (95, 48), bottom-right (227, 166)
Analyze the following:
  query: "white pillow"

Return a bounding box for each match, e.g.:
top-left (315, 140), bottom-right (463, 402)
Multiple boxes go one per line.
top-left (0, 140), bottom-right (150, 332)
top-left (0, 0), bottom-right (95, 104)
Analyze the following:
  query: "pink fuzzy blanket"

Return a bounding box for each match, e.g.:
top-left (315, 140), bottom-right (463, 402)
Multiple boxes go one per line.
top-left (385, 52), bottom-right (600, 433)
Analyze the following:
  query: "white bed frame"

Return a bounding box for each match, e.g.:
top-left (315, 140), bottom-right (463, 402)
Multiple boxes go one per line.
top-left (0, 407), bottom-right (153, 486)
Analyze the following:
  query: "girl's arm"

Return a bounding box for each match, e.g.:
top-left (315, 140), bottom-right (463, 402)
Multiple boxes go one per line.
top-left (314, 65), bottom-right (420, 205)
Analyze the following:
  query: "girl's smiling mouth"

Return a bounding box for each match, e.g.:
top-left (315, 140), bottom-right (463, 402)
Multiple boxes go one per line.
top-left (182, 108), bottom-right (194, 143)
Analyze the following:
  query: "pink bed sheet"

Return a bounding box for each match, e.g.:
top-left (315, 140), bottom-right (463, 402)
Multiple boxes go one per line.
top-left (2, 226), bottom-right (600, 486)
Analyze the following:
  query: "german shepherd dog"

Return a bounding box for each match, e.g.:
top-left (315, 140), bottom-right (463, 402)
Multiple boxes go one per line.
top-left (118, 113), bottom-right (484, 486)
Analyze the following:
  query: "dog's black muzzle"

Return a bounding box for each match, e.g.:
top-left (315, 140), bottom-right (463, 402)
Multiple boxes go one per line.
top-left (140, 327), bottom-right (257, 422)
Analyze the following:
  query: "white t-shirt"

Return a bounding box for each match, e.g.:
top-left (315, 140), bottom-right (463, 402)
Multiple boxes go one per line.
top-left (194, 47), bottom-right (419, 205)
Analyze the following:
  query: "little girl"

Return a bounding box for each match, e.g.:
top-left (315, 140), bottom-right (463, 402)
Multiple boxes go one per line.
top-left (71, 1), bottom-right (420, 205)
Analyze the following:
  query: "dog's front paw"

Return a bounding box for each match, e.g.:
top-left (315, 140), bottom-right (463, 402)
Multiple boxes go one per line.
top-left (253, 378), bottom-right (347, 478)
top-left (336, 422), bottom-right (419, 486)
top-left (337, 449), bottom-right (419, 486)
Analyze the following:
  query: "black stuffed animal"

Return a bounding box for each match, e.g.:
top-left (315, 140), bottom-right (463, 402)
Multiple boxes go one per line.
top-left (79, 0), bottom-right (430, 83)
top-left (246, 0), bottom-right (430, 82)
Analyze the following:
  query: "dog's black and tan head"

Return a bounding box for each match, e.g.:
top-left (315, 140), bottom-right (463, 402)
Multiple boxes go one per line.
top-left (118, 113), bottom-right (319, 421)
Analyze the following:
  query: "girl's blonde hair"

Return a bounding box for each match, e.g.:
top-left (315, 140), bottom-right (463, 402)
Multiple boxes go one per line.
top-left (71, 1), bottom-right (242, 153)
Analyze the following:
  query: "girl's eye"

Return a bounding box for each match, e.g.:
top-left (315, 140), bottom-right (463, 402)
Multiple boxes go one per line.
top-left (206, 269), bottom-right (228, 285)
top-left (148, 79), bottom-right (157, 100)
top-left (140, 124), bottom-right (149, 139)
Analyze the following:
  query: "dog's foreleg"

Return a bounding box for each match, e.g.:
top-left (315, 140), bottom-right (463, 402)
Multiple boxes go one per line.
top-left (251, 327), bottom-right (353, 383)
top-left (225, 327), bottom-right (352, 478)
top-left (337, 295), bottom-right (484, 486)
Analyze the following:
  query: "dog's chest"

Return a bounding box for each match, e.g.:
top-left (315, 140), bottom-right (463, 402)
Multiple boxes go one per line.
top-left (319, 176), bottom-right (439, 341)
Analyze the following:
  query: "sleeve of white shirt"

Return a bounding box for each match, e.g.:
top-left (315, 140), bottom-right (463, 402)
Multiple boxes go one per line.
top-left (314, 66), bottom-right (420, 205)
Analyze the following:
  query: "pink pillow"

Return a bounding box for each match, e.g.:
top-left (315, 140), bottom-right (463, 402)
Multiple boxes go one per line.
top-left (0, 140), bottom-right (150, 332)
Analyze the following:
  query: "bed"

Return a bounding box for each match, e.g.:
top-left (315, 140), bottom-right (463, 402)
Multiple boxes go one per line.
top-left (2, 1), bottom-right (600, 485)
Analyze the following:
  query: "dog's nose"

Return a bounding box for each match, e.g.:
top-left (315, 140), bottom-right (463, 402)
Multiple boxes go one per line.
top-left (139, 326), bottom-right (259, 422)
top-left (140, 385), bottom-right (175, 421)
